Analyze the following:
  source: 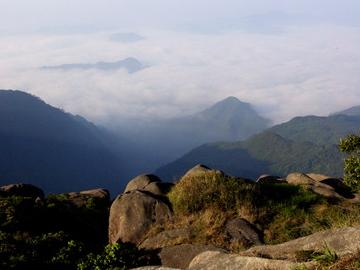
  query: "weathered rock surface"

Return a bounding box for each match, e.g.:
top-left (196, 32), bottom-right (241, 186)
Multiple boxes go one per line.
top-left (286, 173), bottom-right (344, 199)
top-left (241, 226), bottom-right (360, 261)
top-left (182, 164), bottom-right (224, 179)
top-left (256, 175), bottom-right (285, 184)
top-left (131, 267), bottom-right (180, 270)
top-left (224, 218), bottom-right (263, 248)
top-left (0, 183), bottom-right (44, 199)
top-left (139, 228), bottom-right (192, 250)
top-left (124, 174), bottom-right (173, 196)
top-left (63, 188), bottom-right (110, 207)
top-left (124, 174), bottom-right (162, 193)
top-left (160, 244), bottom-right (223, 269)
top-left (109, 190), bottom-right (172, 244)
top-left (188, 251), bottom-right (308, 270)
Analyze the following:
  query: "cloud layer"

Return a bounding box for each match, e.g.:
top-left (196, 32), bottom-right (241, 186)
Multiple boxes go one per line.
top-left (0, 23), bottom-right (359, 125)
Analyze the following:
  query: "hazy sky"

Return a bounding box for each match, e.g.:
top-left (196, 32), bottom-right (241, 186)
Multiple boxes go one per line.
top-left (0, 0), bottom-right (359, 124)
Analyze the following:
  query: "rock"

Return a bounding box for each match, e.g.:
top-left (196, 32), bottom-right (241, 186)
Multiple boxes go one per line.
top-left (109, 190), bottom-right (172, 244)
top-left (224, 218), bottom-right (263, 248)
top-left (307, 173), bottom-right (354, 199)
top-left (60, 188), bottom-right (110, 207)
top-left (241, 226), bottom-right (360, 261)
top-left (79, 188), bottom-right (110, 200)
top-left (131, 267), bottom-right (180, 270)
top-left (125, 174), bottom-right (162, 193)
top-left (256, 175), bottom-right (285, 184)
top-left (286, 173), bottom-right (343, 199)
top-left (188, 251), bottom-right (307, 270)
top-left (182, 164), bottom-right (224, 179)
top-left (124, 174), bottom-right (173, 196)
top-left (139, 228), bottom-right (192, 250)
top-left (160, 244), bottom-right (223, 269)
top-left (0, 183), bottom-right (44, 199)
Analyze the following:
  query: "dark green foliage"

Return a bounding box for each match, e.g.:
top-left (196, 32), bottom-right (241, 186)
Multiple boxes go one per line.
top-left (77, 243), bottom-right (160, 270)
top-left (0, 89), bottom-right (127, 193)
top-left (339, 134), bottom-right (360, 191)
top-left (157, 114), bottom-right (360, 180)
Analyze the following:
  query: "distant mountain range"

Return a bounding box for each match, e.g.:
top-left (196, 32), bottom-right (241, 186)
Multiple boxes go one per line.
top-left (0, 90), bottom-right (131, 193)
top-left (332, 105), bottom-right (360, 117)
top-left (1, 89), bottom-right (358, 193)
top-left (115, 96), bottom-right (270, 175)
top-left (156, 114), bottom-right (360, 180)
top-left (41, 57), bottom-right (144, 73)
top-left (0, 91), bottom-right (269, 193)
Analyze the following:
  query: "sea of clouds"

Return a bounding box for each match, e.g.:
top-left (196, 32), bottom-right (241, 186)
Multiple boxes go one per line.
top-left (0, 23), bottom-right (359, 125)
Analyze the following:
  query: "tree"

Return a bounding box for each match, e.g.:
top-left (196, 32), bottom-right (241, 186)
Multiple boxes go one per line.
top-left (339, 134), bottom-right (360, 191)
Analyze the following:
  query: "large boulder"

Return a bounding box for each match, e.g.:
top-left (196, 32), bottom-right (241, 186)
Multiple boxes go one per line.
top-left (182, 164), bottom-right (224, 179)
top-left (307, 173), bottom-right (354, 199)
top-left (286, 173), bottom-right (343, 199)
top-left (109, 190), bottom-right (172, 244)
top-left (62, 188), bottom-right (110, 207)
top-left (159, 244), bottom-right (223, 269)
top-left (188, 251), bottom-right (307, 270)
top-left (124, 174), bottom-right (173, 196)
top-left (224, 218), bottom-right (263, 248)
top-left (139, 228), bottom-right (192, 250)
top-left (256, 175), bottom-right (285, 184)
top-left (131, 267), bottom-right (180, 270)
top-left (0, 183), bottom-right (44, 199)
top-left (241, 226), bottom-right (360, 261)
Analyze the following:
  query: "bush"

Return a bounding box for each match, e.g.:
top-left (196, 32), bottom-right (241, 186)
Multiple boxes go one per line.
top-left (339, 134), bottom-right (360, 191)
top-left (168, 172), bottom-right (256, 214)
top-left (77, 243), bottom-right (159, 270)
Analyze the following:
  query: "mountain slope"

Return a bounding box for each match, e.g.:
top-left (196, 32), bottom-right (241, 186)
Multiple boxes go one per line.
top-left (0, 90), bottom-right (127, 193)
top-left (41, 57), bottom-right (144, 73)
top-left (116, 97), bottom-right (270, 175)
top-left (333, 105), bottom-right (360, 117)
top-left (156, 115), bottom-right (360, 180)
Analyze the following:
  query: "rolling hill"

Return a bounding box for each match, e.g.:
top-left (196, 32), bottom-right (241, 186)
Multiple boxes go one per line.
top-left (156, 114), bottom-right (360, 180)
top-left (0, 90), bottom-right (128, 193)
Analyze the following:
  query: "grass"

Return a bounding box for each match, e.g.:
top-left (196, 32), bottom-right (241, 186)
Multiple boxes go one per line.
top-left (164, 171), bottom-right (360, 251)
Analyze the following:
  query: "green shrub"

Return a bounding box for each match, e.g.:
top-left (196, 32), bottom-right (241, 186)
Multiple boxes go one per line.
top-left (77, 243), bottom-right (159, 270)
top-left (339, 134), bottom-right (360, 191)
top-left (168, 172), bottom-right (255, 214)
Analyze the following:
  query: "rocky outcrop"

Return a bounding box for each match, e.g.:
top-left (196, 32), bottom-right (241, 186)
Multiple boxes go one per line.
top-left (139, 228), bottom-right (192, 250)
top-left (0, 183), bottom-right (44, 199)
top-left (241, 226), bottom-right (360, 261)
top-left (188, 251), bottom-right (308, 270)
top-left (124, 174), bottom-right (173, 196)
top-left (62, 188), bottom-right (110, 207)
top-left (286, 173), bottom-right (347, 199)
top-left (109, 173), bottom-right (174, 245)
top-left (256, 175), bottom-right (285, 184)
top-left (109, 190), bottom-right (172, 244)
top-left (182, 164), bottom-right (224, 179)
top-left (160, 244), bottom-right (223, 269)
top-left (224, 218), bottom-right (263, 248)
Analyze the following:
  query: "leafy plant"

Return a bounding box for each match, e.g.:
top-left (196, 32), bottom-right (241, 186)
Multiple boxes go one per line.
top-left (339, 134), bottom-right (360, 191)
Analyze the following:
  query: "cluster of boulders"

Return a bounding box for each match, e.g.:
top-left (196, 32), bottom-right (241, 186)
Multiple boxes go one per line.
top-left (1, 164), bottom-right (359, 270)
top-left (107, 164), bottom-right (359, 270)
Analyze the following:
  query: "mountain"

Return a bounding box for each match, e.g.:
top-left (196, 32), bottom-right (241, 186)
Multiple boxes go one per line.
top-left (333, 105), bottom-right (360, 117)
top-left (156, 114), bottom-right (360, 180)
top-left (41, 57), bottom-right (144, 73)
top-left (0, 90), bottom-right (128, 193)
top-left (115, 97), bottom-right (270, 176)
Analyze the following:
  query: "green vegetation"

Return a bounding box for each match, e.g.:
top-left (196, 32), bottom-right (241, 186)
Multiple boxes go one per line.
top-left (167, 172), bottom-right (360, 250)
top-left (0, 193), bottom-right (156, 270)
top-left (157, 115), bottom-right (360, 181)
top-left (339, 134), bottom-right (360, 191)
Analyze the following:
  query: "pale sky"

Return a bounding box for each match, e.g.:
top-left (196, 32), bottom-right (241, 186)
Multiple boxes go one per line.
top-left (0, 0), bottom-right (359, 124)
